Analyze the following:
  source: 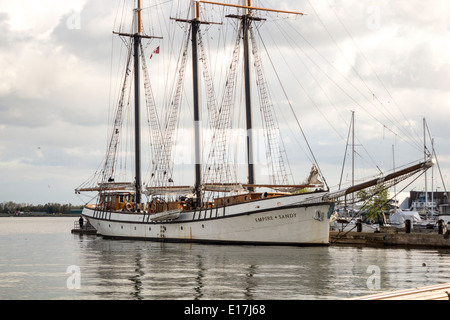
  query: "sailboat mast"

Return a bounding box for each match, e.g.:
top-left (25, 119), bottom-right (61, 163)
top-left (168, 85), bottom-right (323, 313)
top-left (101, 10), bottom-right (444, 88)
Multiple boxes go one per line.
top-left (134, 0), bottom-right (142, 205)
top-left (351, 110), bottom-right (355, 212)
top-left (424, 117), bottom-right (428, 211)
top-left (243, 0), bottom-right (255, 190)
top-left (192, 1), bottom-right (202, 204)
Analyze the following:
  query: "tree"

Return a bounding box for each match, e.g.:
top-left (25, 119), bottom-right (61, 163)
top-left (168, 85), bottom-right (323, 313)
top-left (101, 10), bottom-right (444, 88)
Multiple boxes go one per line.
top-left (0, 202), bottom-right (82, 214)
top-left (356, 183), bottom-right (389, 224)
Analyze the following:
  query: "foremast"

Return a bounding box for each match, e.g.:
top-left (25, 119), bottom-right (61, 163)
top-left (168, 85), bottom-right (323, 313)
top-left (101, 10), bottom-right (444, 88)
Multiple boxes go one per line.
top-left (113, 0), bottom-right (162, 208)
top-left (133, 1), bottom-right (142, 205)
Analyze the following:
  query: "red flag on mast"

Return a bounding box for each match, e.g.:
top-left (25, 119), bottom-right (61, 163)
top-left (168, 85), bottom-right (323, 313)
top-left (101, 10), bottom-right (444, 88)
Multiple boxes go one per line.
top-left (150, 46), bottom-right (160, 59)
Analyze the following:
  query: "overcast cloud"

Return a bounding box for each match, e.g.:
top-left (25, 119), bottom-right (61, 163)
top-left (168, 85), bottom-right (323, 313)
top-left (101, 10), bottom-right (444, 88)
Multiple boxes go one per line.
top-left (0, 0), bottom-right (449, 205)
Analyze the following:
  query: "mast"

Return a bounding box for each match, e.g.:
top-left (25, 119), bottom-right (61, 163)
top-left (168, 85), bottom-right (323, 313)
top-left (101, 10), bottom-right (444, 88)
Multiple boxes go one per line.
top-left (351, 110), bottom-right (355, 212)
top-left (173, 1), bottom-right (204, 206)
top-left (242, 0), bottom-right (255, 190)
top-left (198, 1), bottom-right (304, 190)
top-left (110, 1), bottom-right (162, 208)
top-left (192, 1), bottom-right (202, 204)
top-left (424, 117), bottom-right (428, 211)
top-left (134, 0), bottom-right (142, 205)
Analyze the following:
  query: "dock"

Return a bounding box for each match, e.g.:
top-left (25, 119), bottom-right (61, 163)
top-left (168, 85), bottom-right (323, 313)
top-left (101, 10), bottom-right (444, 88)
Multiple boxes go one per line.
top-left (71, 220), bottom-right (97, 235)
top-left (329, 230), bottom-right (450, 249)
top-left (352, 282), bottom-right (450, 300)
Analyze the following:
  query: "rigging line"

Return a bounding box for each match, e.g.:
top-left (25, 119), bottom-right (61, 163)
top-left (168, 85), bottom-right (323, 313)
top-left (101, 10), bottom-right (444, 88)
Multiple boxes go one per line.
top-left (339, 113), bottom-right (353, 189)
top-left (280, 17), bottom-right (419, 151)
top-left (140, 0), bottom-right (173, 11)
top-left (251, 26), bottom-right (293, 185)
top-left (304, 1), bottom-right (423, 152)
top-left (256, 28), bottom-right (327, 189)
top-left (332, 170), bottom-right (424, 243)
top-left (424, 120), bottom-right (449, 201)
top-left (102, 44), bottom-right (134, 182)
top-left (269, 21), bottom-right (346, 143)
top-left (307, 0), bottom-right (382, 105)
top-left (334, 156), bottom-right (426, 191)
top-left (203, 25), bottom-right (242, 184)
top-left (117, 0), bottom-right (128, 33)
top-left (424, 120), bottom-right (433, 157)
top-left (165, 11), bottom-right (183, 111)
top-left (258, 27), bottom-right (314, 165)
top-left (281, 20), bottom-right (424, 154)
top-left (325, 0), bottom-right (423, 146)
top-left (431, 143), bottom-right (449, 199)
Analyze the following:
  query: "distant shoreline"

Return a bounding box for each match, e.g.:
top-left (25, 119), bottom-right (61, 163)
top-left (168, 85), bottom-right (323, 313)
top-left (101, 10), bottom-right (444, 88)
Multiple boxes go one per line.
top-left (0, 213), bottom-right (81, 217)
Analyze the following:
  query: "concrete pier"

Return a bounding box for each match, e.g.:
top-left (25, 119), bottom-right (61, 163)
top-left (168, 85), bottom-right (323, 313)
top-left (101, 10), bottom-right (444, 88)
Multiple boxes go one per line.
top-left (330, 230), bottom-right (450, 249)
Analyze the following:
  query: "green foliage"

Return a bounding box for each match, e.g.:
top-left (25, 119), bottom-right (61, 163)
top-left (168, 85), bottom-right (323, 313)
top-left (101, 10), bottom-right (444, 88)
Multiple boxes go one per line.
top-left (0, 201), bottom-right (83, 214)
top-left (356, 183), bottom-right (389, 221)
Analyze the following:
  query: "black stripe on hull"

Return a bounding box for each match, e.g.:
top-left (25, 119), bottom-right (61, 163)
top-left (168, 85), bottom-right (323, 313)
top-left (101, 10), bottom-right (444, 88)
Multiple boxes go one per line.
top-left (99, 234), bottom-right (330, 247)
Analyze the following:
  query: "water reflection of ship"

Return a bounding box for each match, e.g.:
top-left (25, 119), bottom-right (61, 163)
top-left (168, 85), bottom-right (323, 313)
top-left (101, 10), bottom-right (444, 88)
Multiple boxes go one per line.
top-left (81, 240), bottom-right (336, 299)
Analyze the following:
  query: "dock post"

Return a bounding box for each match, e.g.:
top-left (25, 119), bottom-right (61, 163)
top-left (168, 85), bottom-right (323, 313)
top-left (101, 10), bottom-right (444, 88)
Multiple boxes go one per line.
top-left (356, 219), bottom-right (362, 232)
top-left (438, 220), bottom-right (447, 235)
top-left (405, 219), bottom-right (411, 233)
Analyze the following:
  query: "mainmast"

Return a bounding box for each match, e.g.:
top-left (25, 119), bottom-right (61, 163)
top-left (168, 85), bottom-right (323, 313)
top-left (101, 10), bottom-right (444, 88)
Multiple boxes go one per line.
top-left (242, 0), bottom-right (255, 190)
top-left (192, 2), bottom-right (202, 204)
top-left (198, 1), bottom-right (304, 190)
top-left (174, 1), bottom-right (220, 206)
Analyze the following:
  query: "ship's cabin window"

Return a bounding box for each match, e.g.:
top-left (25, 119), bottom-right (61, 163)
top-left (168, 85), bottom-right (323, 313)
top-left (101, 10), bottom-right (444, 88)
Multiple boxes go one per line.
top-left (120, 194), bottom-right (135, 203)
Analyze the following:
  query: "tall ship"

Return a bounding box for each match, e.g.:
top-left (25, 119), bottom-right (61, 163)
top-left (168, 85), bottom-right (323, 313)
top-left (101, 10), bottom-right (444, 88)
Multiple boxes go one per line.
top-left (75, 0), bottom-right (434, 245)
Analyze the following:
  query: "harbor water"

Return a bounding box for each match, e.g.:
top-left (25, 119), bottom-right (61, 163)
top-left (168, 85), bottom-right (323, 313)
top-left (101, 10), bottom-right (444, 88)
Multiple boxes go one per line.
top-left (1, 216), bottom-right (449, 300)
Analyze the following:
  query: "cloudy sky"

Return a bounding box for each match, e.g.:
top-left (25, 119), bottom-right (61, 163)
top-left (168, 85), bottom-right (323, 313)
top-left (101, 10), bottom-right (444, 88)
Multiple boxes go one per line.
top-left (1, 0), bottom-right (449, 206)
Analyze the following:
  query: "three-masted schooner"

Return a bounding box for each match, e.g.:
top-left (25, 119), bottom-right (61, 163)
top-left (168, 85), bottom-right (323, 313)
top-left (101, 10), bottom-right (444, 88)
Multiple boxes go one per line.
top-left (75, 0), bottom-right (434, 246)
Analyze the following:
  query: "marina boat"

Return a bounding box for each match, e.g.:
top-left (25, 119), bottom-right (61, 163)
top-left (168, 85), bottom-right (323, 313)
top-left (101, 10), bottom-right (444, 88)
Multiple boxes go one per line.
top-left (75, 1), bottom-right (434, 246)
top-left (389, 209), bottom-right (436, 230)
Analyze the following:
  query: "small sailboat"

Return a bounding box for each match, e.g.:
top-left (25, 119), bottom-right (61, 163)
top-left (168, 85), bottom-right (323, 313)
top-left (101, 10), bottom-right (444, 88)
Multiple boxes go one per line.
top-left (75, 0), bottom-right (433, 246)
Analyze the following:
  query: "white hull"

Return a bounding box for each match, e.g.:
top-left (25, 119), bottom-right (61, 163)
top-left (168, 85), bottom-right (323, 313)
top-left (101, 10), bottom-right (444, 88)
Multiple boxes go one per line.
top-left (83, 193), bottom-right (332, 246)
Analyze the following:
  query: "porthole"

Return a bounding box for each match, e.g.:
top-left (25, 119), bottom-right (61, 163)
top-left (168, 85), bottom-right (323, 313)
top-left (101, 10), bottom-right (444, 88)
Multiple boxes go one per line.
top-left (202, 224), bottom-right (204, 228)
top-left (121, 225), bottom-right (123, 229)
top-left (181, 226), bottom-right (183, 230)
